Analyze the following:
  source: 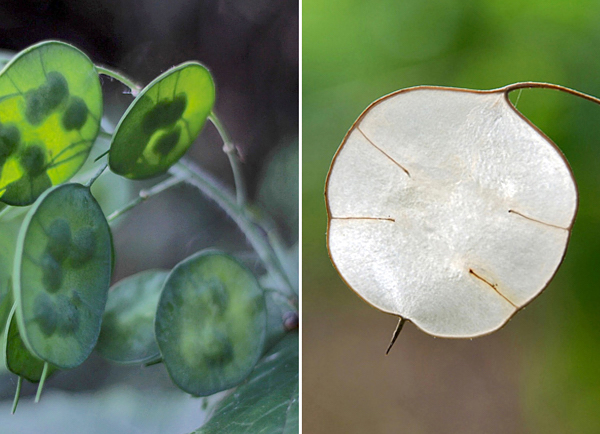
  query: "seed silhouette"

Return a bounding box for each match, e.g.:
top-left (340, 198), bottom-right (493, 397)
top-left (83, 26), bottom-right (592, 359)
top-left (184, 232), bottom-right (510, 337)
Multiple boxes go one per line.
top-left (62, 97), bottom-right (88, 131)
top-left (46, 218), bottom-right (72, 261)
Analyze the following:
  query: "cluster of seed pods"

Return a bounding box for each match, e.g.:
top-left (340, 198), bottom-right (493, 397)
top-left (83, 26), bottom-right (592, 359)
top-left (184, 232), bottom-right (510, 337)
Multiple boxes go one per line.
top-left (0, 40), bottom-right (281, 413)
top-left (97, 251), bottom-right (269, 397)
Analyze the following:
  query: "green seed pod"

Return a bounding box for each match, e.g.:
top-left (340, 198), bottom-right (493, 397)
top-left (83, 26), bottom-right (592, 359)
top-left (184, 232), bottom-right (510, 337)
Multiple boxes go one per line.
top-left (155, 251), bottom-right (266, 396)
top-left (109, 62), bottom-right (215, 179)
top-left (96, 270), bottom-right (168, 364)
top-left (0, 41), bottom-right (103, 206)
top-left (13, 183), bottom-right (112, 369)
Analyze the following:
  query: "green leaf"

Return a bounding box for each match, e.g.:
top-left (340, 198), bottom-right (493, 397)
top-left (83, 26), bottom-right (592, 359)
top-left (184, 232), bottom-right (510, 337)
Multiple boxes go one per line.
top-left (0, 41), bottom-right (103, 205)
top-left (96, 269), bottom-right (168, 364)
top-left (4, 305), bottom-right (57, 382)
top-left (109, 62), bottom-right (215, 179)
top-left (155, 250), bottom-right (266, 396)
top-left (193, 332), bottom-right (299, 434)
top-left (13, 183), bottom-right (112, 369)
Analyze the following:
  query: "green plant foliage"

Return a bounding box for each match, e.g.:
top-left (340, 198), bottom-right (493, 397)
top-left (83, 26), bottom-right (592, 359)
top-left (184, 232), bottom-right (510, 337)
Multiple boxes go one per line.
top-left (13, 183), bottom-right (112, 369)
top-left (4, 307), bottom-right (57, 382)
top-left (155, 251), bottom-right (266, 396)
top-left (193, 332), bottom-right (299, 434)
top-left (109, 62), bottom-right (215, 179)
top-left (96, 269), bottom-right (168, 364)
top-left (0, 41), bottom-right (102, 206)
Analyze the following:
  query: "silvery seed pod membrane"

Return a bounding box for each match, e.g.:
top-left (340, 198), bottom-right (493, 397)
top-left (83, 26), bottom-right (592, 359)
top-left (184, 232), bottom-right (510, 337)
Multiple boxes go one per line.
top-left (326, 85), bottom-right (578, 339)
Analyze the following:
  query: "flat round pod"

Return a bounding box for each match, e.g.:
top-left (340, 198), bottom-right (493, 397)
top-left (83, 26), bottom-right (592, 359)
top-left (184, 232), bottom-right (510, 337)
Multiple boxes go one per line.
top-left (0, 41), bottom-right (102, 205)
top-left (108, 62), bottom-right (215, 179)
top-left (96, 269), bottom-right (168, 364)
top-left (326, 85), bottom-right (578, 338)
top-left (156, 251), bottom-right (266, 396)
top-left (13, 183), bottom-right (112, 368)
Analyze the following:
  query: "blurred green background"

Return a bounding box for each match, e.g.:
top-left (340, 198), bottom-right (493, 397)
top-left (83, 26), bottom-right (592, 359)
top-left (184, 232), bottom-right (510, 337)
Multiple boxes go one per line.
top-left (303, 0), bottom-right (600, 433)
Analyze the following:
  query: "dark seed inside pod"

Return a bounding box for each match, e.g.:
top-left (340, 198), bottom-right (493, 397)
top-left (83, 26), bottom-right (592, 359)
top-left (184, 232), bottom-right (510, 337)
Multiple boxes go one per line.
top-left (70, 226), bottom-right (96, 266)
top-left (62, 97), bottom-right (88, 131)
top-left (154, 126), bottom-right (181, 157)
top-left (20, 144), bottom-right (46, 177)
top-left (34, 293), bottom-right (58, 336)
top-left (142, 94), bottom-right (187, 135)
top-left (0, 124), bottom-right (21, 161)
top-left (55, 294), bottom-right (81, 334)
top-left (46, 218), bottom-right (72, 261)
top-left (41, 252), bottom-right (63, 293)
top-left (25, 72), bottom-right (69, 125)
top-left (43, 71), bottom-right (69, 111)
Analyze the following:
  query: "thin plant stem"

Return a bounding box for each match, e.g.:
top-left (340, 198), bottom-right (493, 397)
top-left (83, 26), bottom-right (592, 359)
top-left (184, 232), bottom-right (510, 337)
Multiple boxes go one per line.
top-left (500, 81), bottom-right (600, 106)
top-left (170, 159), bottom-right (296, 300)
top-left (107, 175), bottom-right (186, 222)
top-left (35, 363), bottom-right (49, 403)
top-left (96, 66), bottom-right (143, 96)
top-left (209, 112), bottom-right (247, 208)
top-left (85, 163), bottom-right (108, 188)
top-left (12, 376), bottom-right (22, 414)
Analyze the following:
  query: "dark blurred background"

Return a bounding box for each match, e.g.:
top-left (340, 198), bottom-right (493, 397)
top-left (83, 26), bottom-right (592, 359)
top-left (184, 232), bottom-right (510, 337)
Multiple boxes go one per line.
top-left (0, 0), bottom-right (298, 432)
top-left (303, 0), bottom-right (600, 433)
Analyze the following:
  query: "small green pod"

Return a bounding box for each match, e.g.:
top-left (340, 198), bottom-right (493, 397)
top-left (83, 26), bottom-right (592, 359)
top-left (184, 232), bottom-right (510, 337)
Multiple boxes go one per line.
top-left (96, 269), bottom-right (168, 364)
top-left (108, 62), bottom-right (215, 179)
top-left (0, 41), bottom-right (103, 206)
top-left (13, 183), bottom-right (112, 369)
top-left (155, 251), bottom-right (266, 396)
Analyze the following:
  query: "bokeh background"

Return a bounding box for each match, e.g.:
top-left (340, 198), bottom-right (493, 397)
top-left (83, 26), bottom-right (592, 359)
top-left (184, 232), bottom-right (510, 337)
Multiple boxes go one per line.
top-left (303, 0), bottom-right (600, 433)
top-left (0, 0), bottom-right (298, 432)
